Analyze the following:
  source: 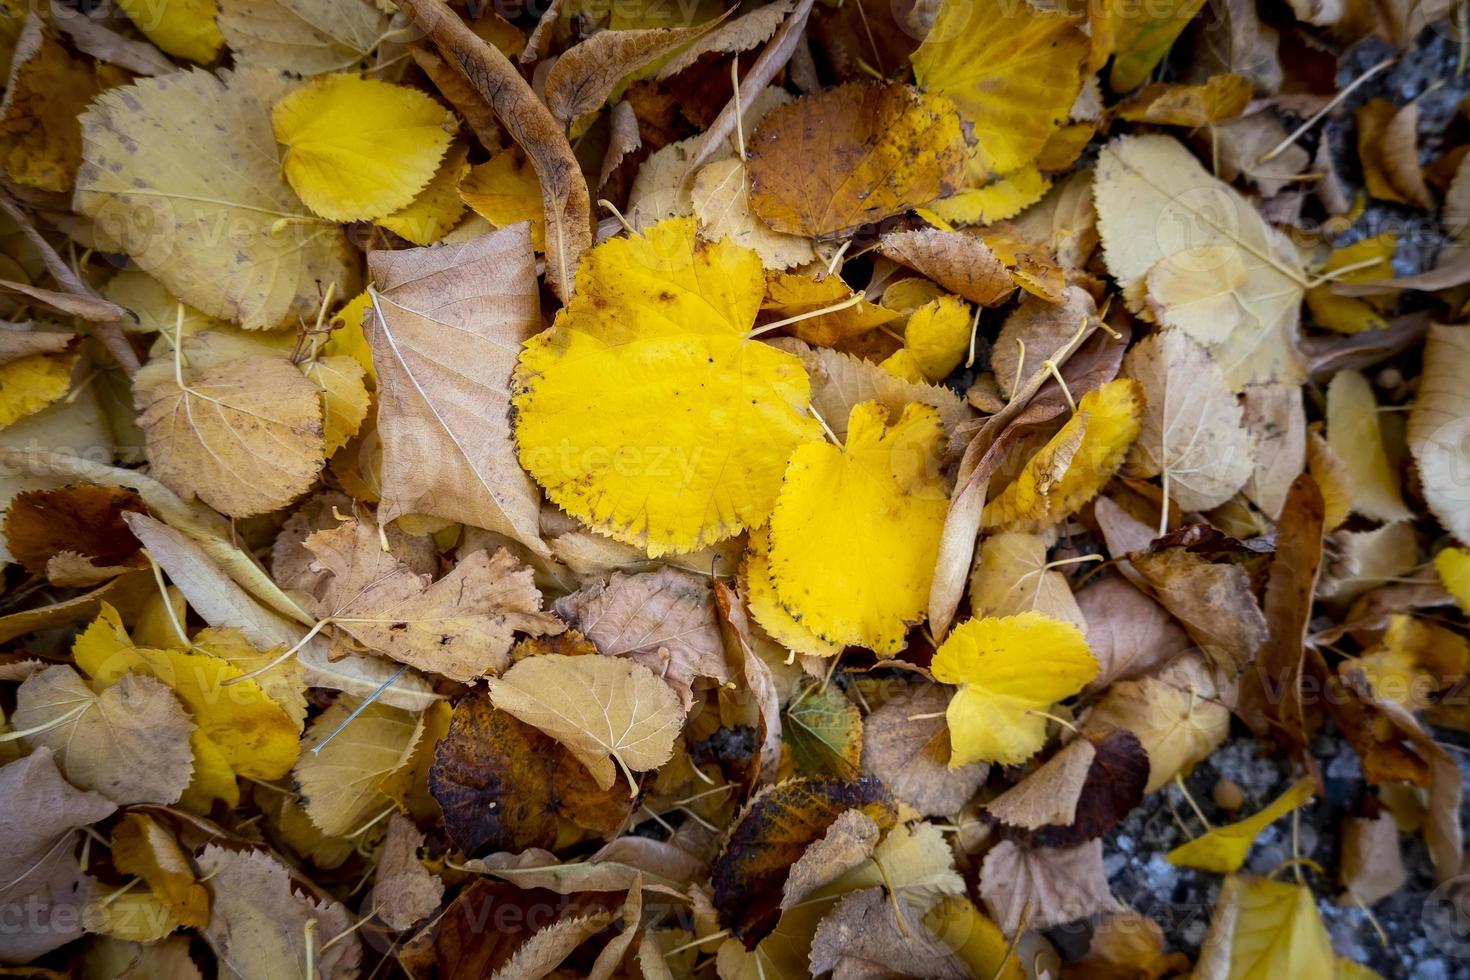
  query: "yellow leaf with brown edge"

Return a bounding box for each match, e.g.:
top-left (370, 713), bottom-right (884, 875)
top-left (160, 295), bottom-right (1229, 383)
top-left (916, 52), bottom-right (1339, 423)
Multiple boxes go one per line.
top-left (983, 378), bottom-right (1145, 531)
top-left (1167, 778), bottom-right (1314, 872)
top-left (768, 402), bottom-right (948, 656)
top-left (930, 611), bottom-right (1098, 766)
top-left (459, 149), bottom-right (545, 249)
top-left (1306, 234), bottom-right (1398, 335)
top-left (741, 525), bottom-right (841, 658)
top-left (747, 82), bottom-right (966, 238)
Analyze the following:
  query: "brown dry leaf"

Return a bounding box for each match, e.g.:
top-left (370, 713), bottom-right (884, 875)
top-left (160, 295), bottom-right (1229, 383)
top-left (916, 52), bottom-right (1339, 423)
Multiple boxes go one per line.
top-left (969, 531), bottom-right (1087, 629)
top-left (367, 225), bottom-right (547, 555)
top-left (0, 749), bottom-right (115, 962)
top-left (779, 809), bottom-right (880, 910)
top-left (1076, 574), bottom-right (1191, 691)
top-left (809, 887), bottom-right (969, 980)
top-left (876, 228), bottom-right (1016, 307)
top-left (0, 18), bottom-right (98, 192)
top-left (979, 838), bottom-right (1120, 935)
top-left (748, 82), bottom-right (965, 238)
top-left (991, 286), bottom-right (1097, 400)
top-left (1123, 328), bottom-right (1256, 512)
top-left (112, 812), bottom-right (210, 930)
top-left (711, 776), bottom-right (895, 946)
top-left (555, 567), bottom-right (730, 708)
top-left (196, 844), bottom-right (361, 980)
top-left (544, 17), bottom-right (725, 125)
top-left (983, 737), bottom-right (1096, 831)
top-left (1131, 543), bottom-right (1267, 672)
top-left (1113, 74), bottom-right (1253, 126)
top-left (371, 813), bottom-right (445, 930)
top-left (987, 728), bottom-right (1148, 847)
top-left (133, 336), bottom-right (325, 519)
top-left (487, 652), bottom-right (684, 793)
top-left (1084, 653), bottom-right (1232, 793)
top-left (3, 483), bottom-right (145, 576)
top-left (305, 518), bottom-right (560, 683)
top-left (657, 0), bottom-right (794, 78)
top-left (13, 664), bottom-right (195, 805)
top-left (1357, 98), bottom-right (1433, 209)
top-left (1339, 811), bottom-right (1407, 906)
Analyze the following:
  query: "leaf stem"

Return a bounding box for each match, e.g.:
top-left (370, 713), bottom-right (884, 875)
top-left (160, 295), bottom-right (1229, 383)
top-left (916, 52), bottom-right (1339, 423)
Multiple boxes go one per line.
top-left (747, 294), bottom-right (866, 338)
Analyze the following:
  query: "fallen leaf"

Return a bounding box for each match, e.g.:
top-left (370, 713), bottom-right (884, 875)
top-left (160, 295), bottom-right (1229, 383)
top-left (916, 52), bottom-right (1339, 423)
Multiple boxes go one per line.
top-left (115, 0), bottom-right (222, 62)
top-left (217, 0), bottom-right (389, 75)
top-left (13, 664), bottom-right (194, 805)
top-left (924, 896), bottom-right (1024, 980)
top-left (970, 531), bottom-right (1087, 629)
top-left (930, 611), bottom-right (1097, 766)
top-left (1338, 811), bottom-right (1407, 906)
top-left (111, 812), bottom-right (210, 930)
top-left (512, 217), bottom-right (820, 556)
top-left (747, 82), bottom-right (965, 238)
top-left (693, 157), bottom-right (816, 271)
top-left (1076, 574), bottom-right (1191, 691)
top-left (459, 151), bottom-right (546, 248)
top-left (488, 652), bottom-right (684, 793)
top-left (991, 286), bottom-right (1097, 399)
top-left (1326, 369), bottom-right (1411, 523)
top-left (777, 339), bottom-right (968, 440)
top-left (778, 809), bottom-right (879, 910)
top-left (767, 401), bottom-right (948, 656)
top-left (371, 813), bottom-right (444, 930)
top-left (979, 838), bottom-right (1119, 934)
top-left (1130, 542), bottom-right (1267, 673)
top-left (877, 229), bottom-right (1015, 307)
top-left (1192, 874), bottom-right (1333, 979)
top-left (987, 727), bottom-right (1149, 847)
top-left (544, 18), bottom-right (724, 125)
top-left (376, 140), bottom-right (471, 245)
top-left (0, 18), bottom-right (99, 192)
top-left (3, 484), bottom-right (145, 576)
top-left (783, 684), bottom-right (862, 779)
top-left (1168, 777), bottom-right (1314, 872)
top-left (1124, 328), bottom-right (1255, 512)
top-left (860, 682), bottom-right (988, 817)
top-left (1114, 74), bottom-right (1253, 126)
top-left (75, 68), bottom-right (360, 330)
top-left (1357, 98), bottom-right (1432, 209)
top-left (1408, 324), bottom-right (1470, 545)
top-left (760, 271), bottom-right (899, 349)
top-left (1241, 383), bottom-right (1307, 519)
top-left (1306, 234), bottom-right (1399, 335)
top-left (1106, 0), bottom-right (1207, 91)
top-left (304, 518), bottom-right (560, 683)
top-left (197, 845), bottom-right (361, 980)
top-left (293, 696), bottom-right (423, 837)
top-left (741, 525), bottom-right (841, 659)
top-left (809, 887), bottom-right (968, 979)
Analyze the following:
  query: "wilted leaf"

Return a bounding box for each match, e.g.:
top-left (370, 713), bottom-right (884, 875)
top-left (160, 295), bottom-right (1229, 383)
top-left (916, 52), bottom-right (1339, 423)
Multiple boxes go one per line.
top-left (293, 697), bottom-right (423, 837)
top-left (544, 18), bottom-right (724, 124)
top-left (1130, 542), bottom-right (1267, 672)
top-left (809, 887), bottom-right (968, 979)
top-left (1339, 812), bottom-right (1407, 906)
top-left (112, 812), bottom-right (210, 930)
top-left (979, 838), bottom-right (1119, 934)
top-left (1193, 875), bottom-right (1333, 979)
top-left (760, 271), bottom-right (899, 348)
top-left (372, 813), bottom-right (444, 930)
top-left (778, 340), bottom-right (968, 440)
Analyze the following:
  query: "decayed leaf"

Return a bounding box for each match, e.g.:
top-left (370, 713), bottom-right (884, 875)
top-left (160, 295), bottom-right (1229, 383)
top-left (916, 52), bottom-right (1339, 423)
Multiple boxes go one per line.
top-left (1084, 653), bottom-right (1231, 793)
top-left (1130, 543), bottom-right (1267, 672)
top-left (368, 224), bottom-right (547, 554)
top-left (1408, 325), bottom-right (1470, 545)
top-left (272, 73), bottom-right (455, 221)
top-left (111, 812), bottom-right (210, 930)
top-left (983, 378), bottom-right (1145, 531)
top-left (747, 82), bottom-right (965, 238)
top-left (1094, 134), bottom-right (1304, 389)
top-left (766, 401), bottom-right (947, 656)
top-left (1326, 369), bottom-right (1411, 523)
top-left (1168, 777), bottom-right (1314, 872)
top-left (3, 483), bottom-right (145, 576)
top-left (197, 845), bottom-right (361, 980)
top-left (1124, 328), bottom-right (1255, 511)
top-left (513, 217), bottom-right (820, 556)
top-left (930, 611), bottom-right (1098, 766)
top-left (14, 664), bottom-right (194, 805)
top-left (979, 838), bottom-right (1119, 934)
top-left (555, 567), bottom-right (730, 705)
top-left (371, 813), bottom-right (444, 930)
top-left (75, 68), bottom-right (359, 330)
top-left (294, 697), bottom-right (423, 837)
top-left (1076, 574), bottom-right (1191, 691)
top-left (986, 727), bottom-right (1148, 847)
top-left (877, 229), bottom-right (1015, 307)
top-left (809, 887), bottom-right (968, 979)
top-left (133, 335), bottom-right (325, 519)
top-left (544, 18), bottom-right (724, 124)
top-left (488, 653), bottom-right (683, 793)
top-left (779, 809), bottom-right (879, 910)
top-left (0, 18), bottom-right (98, 192)
top-left (217, 0), bottom-right (389, 75)
top-left (711, 776), bottom-right (895, 946)
top-left (912, 0), bottom-right (1088, 195)
top-left (304, 518), bottom-right (560, 683)
top-left (1193, 875), bottom-right (1333, 980)
top-left (783, 684), bottom-right (862, 778)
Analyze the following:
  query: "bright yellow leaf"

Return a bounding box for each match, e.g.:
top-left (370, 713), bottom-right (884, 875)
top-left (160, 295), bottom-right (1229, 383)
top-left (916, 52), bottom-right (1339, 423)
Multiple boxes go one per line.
top-left (1196, 875), bottom-right (1334, 980)
top-left (0, 347), bottom-right (78, 429)
top-left (1305, 234), bottom-right (1398, 335)
top-left (983, 378), bottom-right (1145, 531)
top-left (458, 149), bottom-right (544, 249)
top-left (904, 294), bottom-right (972, 381)
top-left (326, 290), bottom-right (375, 383)
top-left (923, 896), bottom-right (1023, 980)
top-left (1167, 778), bottom-right (1314, 873)
top-left (513, 216), bottom-right (821, 556)
top-left (1326, 369), bottom-right (1411, 523)
top-left (879, 348), bottom-right (927, 383)
top-left (73, 604), bottom-right (299, 804)
top-left (377, 140), bottom-right (470, 246)
top-left (302, 354), bottom-right (370, 454)
top-left (912, 0), bottom-right (1088, 186)
top-left (116, 0), bottom-right (223, 62)
top-left (742, 525), bottom-right (841, 658)
top-left (1347, 613), bottom-right (1470, 709)
top-left (1435, 546), bottom-right (1470, 615)
top-left (926, 166), bottom-right (1051, 228)
top-left (766, 402), bottom-right (948, 656)
top-left (930, 611), bottom-right (1098, 766)
top-left (272, 73), bottom-right (455, 222)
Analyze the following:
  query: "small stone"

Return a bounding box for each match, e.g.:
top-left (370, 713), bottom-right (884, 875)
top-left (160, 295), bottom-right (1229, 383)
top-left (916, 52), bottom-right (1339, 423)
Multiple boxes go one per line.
top-left (1212, 777), bottom-right (1245, 811)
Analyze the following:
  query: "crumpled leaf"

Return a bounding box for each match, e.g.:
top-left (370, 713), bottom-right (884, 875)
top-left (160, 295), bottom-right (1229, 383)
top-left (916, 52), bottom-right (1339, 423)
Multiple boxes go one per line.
top-left (779, 809), bottom-right (879, 910)
top-left (14, 663), bottom-right (194, 805)
top-left (513, 216), bottom-right (820, 556)
top-left (196, 844), bottom-right (361, 980)
top-left (1124, 328), bottom-right (1255, 511)
top-left (75, 67), bottom-right (360, 330)
top-left (930, 611), bottom-right (1098, 766)
top-left (1130, 541), bottom-right (1267, 673)
top-left (304, 518), bottom-right (560, 683)
top-left (371, 813), bottom-right (444, 930)
top-left (272, 73), bottom-right (455, 221)
top-left (979, 838), bottom-right (1119, 934)
top-left (767, 401), bottom-right (948, 656)
top-left (1168, 777), bottom-right (1314, 872)
top-left (488, 652), bottom-right (683, 793)
top-left (293, 697), bottom-right (423, 837)
top-left (860, 681), bottom-right (988, 817)
top-left (747, 82), bottom-right (965, 238)
top-left (1192, 874), bottom-right (1333, 980)
top-left (1408, 324), bottom-right (1470, 545)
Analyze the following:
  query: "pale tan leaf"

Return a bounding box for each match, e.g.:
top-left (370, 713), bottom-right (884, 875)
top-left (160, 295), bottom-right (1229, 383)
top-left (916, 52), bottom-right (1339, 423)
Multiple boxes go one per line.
top-left (982, 738), bottom-right (1095, 830)
top-left (544, 17), bottom-right (725, 124)
top-left (809, 887), bottom-right (968, 980)
top-left (1075, 574), bottom-right (1190, 691)
top-left (969, 531), bottom-right (1086, 629)
top-left (1131, 546), bottom-right (1267, 672)
top-left (980, 839), bottom-right (1119, 935)
top-left (488, 653), bottom-right (684, 792)
top-left (218, 0), bottom-right (389, 75)
top-left (1338, 812), bottom-right (1406, 906)
top-left (1408, 324), bottom-right (1470, 545)
top-left (305, 518), bottom-right (560, 683)
top-left (656, 0), bottom-right (793, 78)
top-left (1241, 383), bottom-right (1306, 519)
top-left (692, 157), bottom-right (816, 271)
top-left (860, 682), bottom-right (988, 817)
top-left (491, 911), bottom-right (617, 980)
top-left (780, 809), bottom-right (880, 911)
top-left (293, 698), bottom-right (423, 837)
top-left (1123, 328), bottom-right (1255, 511)
top-left (367, 225), bottom-right (547, 555)
top-left (75, 68), bottom-right (359, 330)
top-left (196, 844), bottom-right (361, 980)
top-left (14, 664), bottom-right (194, 805)
top-left (371, 813), bottom-right (444, 930)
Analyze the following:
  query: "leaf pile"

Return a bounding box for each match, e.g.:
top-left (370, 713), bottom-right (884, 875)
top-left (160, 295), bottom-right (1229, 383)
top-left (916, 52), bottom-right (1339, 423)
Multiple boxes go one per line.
top-left (0, 0), bottom-right (1467, 976)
